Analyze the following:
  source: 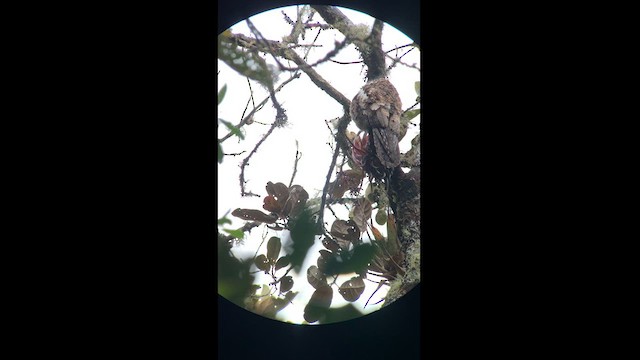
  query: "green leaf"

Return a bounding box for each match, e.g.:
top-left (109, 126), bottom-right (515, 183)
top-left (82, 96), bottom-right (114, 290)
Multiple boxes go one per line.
top-left (223, 228), bottom-right (244, 240)
top-left (404, 109), bottom-right (421, 121)
top-left (414, 81), bottom-right (420, 96)
top-left (218, 34), bottom-right (274, 89)
top-left (218, 141), bottom-right (224, 163)
top-left (218, 210), bottom-right (231, 225)
top-left (218, 84), bottom-right (227, 105)
top-left (219, 119), bottom-right (245, 140)
top-left (375, 208), bottom-right (387, 225)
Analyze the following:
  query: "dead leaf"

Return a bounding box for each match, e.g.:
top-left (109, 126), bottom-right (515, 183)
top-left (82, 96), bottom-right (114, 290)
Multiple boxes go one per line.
top-left (351, 198), bottom-right (372, 233)
top-left (286, 185), bottom-right (309, 218)
top-left (330, 219), bottom-right (360, 243)
top-left (338, 276), bottom-right (365, 302)
top-left (265, 182), bottom-right (290, 213)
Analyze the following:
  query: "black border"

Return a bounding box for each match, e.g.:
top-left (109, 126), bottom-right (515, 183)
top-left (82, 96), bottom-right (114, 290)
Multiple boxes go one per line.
top-left (36, 0), bottom-right (588, 357)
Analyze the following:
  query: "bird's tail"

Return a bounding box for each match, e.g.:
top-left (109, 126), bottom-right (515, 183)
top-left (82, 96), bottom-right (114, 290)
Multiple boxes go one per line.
top-left (371, 128), bottom-right (400, 168)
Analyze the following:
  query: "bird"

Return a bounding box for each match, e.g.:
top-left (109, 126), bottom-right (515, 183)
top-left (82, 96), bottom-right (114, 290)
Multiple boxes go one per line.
top-left (350, 77), bottom-right (403, 179)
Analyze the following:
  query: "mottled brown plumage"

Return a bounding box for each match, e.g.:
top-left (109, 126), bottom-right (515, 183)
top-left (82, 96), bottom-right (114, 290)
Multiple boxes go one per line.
top-left (350, 78), bottom-right (402, 178)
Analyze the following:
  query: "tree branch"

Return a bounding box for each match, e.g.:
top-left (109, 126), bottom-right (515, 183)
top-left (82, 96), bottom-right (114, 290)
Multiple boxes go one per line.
top-left (230, 32), bottom-right (351, 110)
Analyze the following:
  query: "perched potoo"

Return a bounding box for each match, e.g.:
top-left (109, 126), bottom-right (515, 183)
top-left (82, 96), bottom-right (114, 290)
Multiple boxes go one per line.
top-left (350, 77), bottom-right (403, 178)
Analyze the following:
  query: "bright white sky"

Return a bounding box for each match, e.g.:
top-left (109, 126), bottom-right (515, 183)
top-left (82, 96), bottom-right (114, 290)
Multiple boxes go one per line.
top-left (217, 5), bottom-right (420, 324)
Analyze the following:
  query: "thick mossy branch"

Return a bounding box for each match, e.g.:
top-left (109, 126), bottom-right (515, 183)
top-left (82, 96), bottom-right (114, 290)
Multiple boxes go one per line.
top-left (312, 6), bottom-right (386, 80)
top-left (383, 164), bottom-right (421, 306)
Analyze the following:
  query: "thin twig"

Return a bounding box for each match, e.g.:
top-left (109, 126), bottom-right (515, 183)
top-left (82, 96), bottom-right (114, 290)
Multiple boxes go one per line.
top-left (239, 121), bottom-right (279, 197)
top-left (318, 141), bottom-right (340, 232)
top-left (386, 43), bottom-right (418, 53)
top-left (403, 99), bottom-right (421, 116)
top-left (245, 19), bottom-right (288, 126)
top-left (326, 204), bottom-right (338, 219)
top-left (385, 52), bottom-right (421, 72)
top-left (220, 73), bottom-right (301, 143)
top-left (288, 141), bottom-right (302, 188)
top-left (223, 151), bottom-right (246, 156)
top-left (247, 77), bottom-right (256, 109)
top-left (330, 59), bottom-right (363, 65)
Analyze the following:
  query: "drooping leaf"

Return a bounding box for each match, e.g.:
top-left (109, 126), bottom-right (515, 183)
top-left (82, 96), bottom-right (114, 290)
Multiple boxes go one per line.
top-left (414, 81), bottom-right (420, 96)
top-left (386, 214), bottom-right (400, 255)
top-left (279, 276), bottom-right (294, 293)
top-left (370, 225), bottom-right (385, 242)
top-left (351, 198), bottom-right (372, 233)
top-left (231, 208), bottom-right (278, 223)
top-left (316, 255), bottom-right (328, 273)
top-left (306, 265), bottom-right (327, 289)
top-left (338, 276), bottom-right (366, 302)
top-left (275, 256), bottom-right (290, 271)
top-left (218, 141), bottom-right (224, 163)
top-left (266, 236), bottom-right (281, 262)
top-left (375, 208), bottom-right (388, 225)
top-left (218, 84), bottom-right (227, 105)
